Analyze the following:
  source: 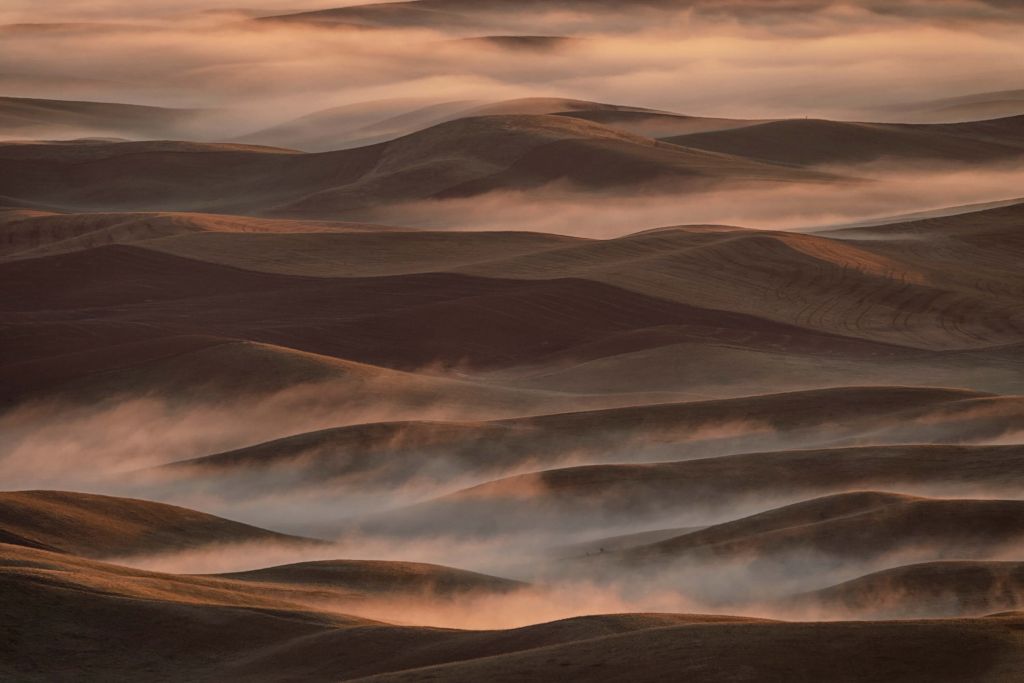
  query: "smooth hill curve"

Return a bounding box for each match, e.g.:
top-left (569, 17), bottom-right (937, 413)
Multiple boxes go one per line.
top-left (4, 340), bottom-right (679, 469)
top-left (0, 95), bottom-right (206, 140)
top-left (823, 198), bottom-right (1024, 242)
top-left (333, 616), bottom-right (1024, 683)
top-left (363, 444), bottom-right (1024, 536)
top-left (163, 387), bottom-right (990, 491)
top-left (618, 493), bottom-right (1024, 566)
top-left (454, 224), bottom-right (1024, 350)
top-left (8, 207), bottom-right (1020, 353)
top-left (425, 117), bottom-right (831, 200)
top-left (0, 490), bottom-right (318, 558)
top-left (461, 97), bottom-right (761, 137)
top-left (233, 98), bottom-right (481, 152)
top-left (16, 204), bottom-right (1016, 353)
top-left (663, 116), bottom-right (1024, 166)
top-left (0, 209), bottom-right (401, 261)
top-left (216, 559), bottom-right (524, 596)
top-left (800, 561), bottom-right (1024, 618)
top-left (0, 540), bottom-right (774, 682)
top-left (881, 88), bottom-right (1024, 123)
top-left (140, 228), bottom-right (580, 278)
top-left (0, 115), bottom-right (837, 218)
top-left (237, 96), bottom-right (761, 151)
top-left (495, 337), bottom-right (1024, 396)
top-left (6, 539), bottom-right (1022, 682)
top-left (3, 244), bottom-right (912, 374)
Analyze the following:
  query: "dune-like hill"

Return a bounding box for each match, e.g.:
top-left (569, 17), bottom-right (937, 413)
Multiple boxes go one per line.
top-left (13, 202), bottom-right (1017, 354)
top-left (510, 387), bottom-right (1007, 443)
top-left (0, 333), bottom-right (235, 405)
top-left (417, 116), bottom-right (830, 201)
top-left (257, 0), bottom-right (647, 30)
top-left (822, 198), bottom-right (1024, 243)
top-left (0, 540), bottom-right (767, 682)
top-left (0, 542), bottom-right (375, 682)
top-left (263, 114), bottom-right (830, 217)
top-left (822, 202), bottom-right (1024, 295)
top-left (807, 204), bottom-right (1024, 336)
top-left (366, 445), bottom-right (1024, 536)
top-left (813, 197), bottom-right (1024, 231)
top-left (0, 96), bottom-right (206, 141)
top-left (926, 115), bottom-right (1024, 147)
top-left (0, 139), bottom-right (313, 215)
top-left (8, 202), bottom-right (1022, 353)
top-left (558, 526), bottom-right (702, 556)
top-left (0, 531), bottom-right (520, 610)
top-left (0, 209), bottom-right (400, 261)
top-left (239, 97), bottom-right (759, 151)
top-left (3, 339), bottom-right (670, 458)
top-left (498, 336), bottom-right (1024, 397)
top-left (217, 559), bottom-right (524, 596)
top-left (551, 108), bottom-right (760, 138)
top-left (5, 539), bottom-right (1021, 682)
top-left (3, 244), bottom-right (902, 377)
top-left (234, 98), bottom-right (483, 151)
top-left (259, 0), bottom-right (843, 31)
top-left (880, 89), bottom-right (1024, 123)
top-left (459, 97), bottom-right (668, 117)
top-left (0, 542), bottom-right (377, 619)
top-left (161, 387), bottom-right (991, 491)
top-left (0, 490), bottom-right (318, 558)
top-left (0, 138), bottom-right (297, 161)
top-left (451, 222), bottom-right (1024, 350)
top-left (618, 492), bottom-right (1024, 567)
top-left (456, 35), bottom-right (573, 51)
top-left (662, 116), bottom-right (1024, 166)
top-left (462, 98), bottom-right (761, 137)
top-left (125, 228), bottom-right (579, 277)
top-left (165, 419), bottom-right (525, 487)
top-left (3, 202), bottom-right (1021, 417)
top-left (260, 0), bottom-right (1024, 30)
top-left (327, 615), bottom-right (1024, 683)
top-left (9, 0), bottom-right (1024, 678)
top-left (259, 1), bottom-right (482, 29)
top-left (0, 114), bottom-right (834, 218)
top-left (801, 561), bottom-right (1024, 618)
top-left (0, 337), bottom-right (410, 404)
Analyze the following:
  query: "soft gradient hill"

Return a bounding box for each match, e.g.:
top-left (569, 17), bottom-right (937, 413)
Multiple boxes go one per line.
top-left (0, 490), bottom-right (318, 558)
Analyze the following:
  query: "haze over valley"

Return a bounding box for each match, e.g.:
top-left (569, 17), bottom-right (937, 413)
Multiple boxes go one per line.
top-left (2, 1), bottom-right (1024, 681)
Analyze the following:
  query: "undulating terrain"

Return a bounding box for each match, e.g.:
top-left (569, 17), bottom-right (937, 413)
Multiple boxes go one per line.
top-left (2, 1), bottom-right (1024, 681)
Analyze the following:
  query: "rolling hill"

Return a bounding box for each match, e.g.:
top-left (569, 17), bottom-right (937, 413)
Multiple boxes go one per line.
top-left (3, 538), bottom-right (1022, 681)
top-left (162, 387), bottom-right (1004, 494)
top-left (662, 116), bottom-right (1024, 167)
top-left (237, 97), bottom-right (762, 152)
top-left (0, 115), bottom-right (834, 217)
top-left (7, 0), bottom-right (1024, 679)
top-left (364, 445), bottom-right (1024, 536)
top-left (0, 490), bottom-right (318, 558)
top-left (617, 492), bottom-right (1024, 568)
top-left (0, 96), bottom-right (208, 141)
top-left (2, 244), bottom-right (902, 376)
top-left (216, 559), bottom-right (524, 596)
top-left (802, 561), bottom-right (1024, 618)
